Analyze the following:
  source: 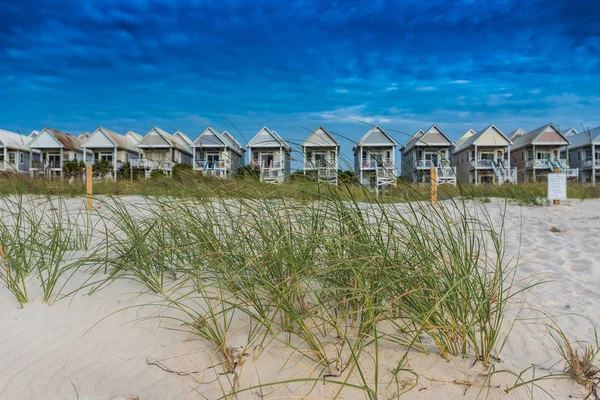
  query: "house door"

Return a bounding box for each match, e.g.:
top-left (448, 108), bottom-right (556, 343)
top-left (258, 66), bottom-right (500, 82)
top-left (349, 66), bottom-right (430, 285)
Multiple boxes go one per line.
top-left (261, 153), bottom-right (274, 169)
top-left (425, 152), bottom-right (438, 167)
top-left (207, 153), bottom-right (220, 167)
top-left (314, 152), bottom-right (327, 168)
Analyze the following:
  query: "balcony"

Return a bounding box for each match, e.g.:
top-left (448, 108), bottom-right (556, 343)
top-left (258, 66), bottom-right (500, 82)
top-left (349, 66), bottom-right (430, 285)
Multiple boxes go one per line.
top-left (361, 160), bottom-right (393, 169)
top-left (195, 160), bottom-right (226, 170)
top-left (525, 159), bottom-right (550, 168)
top-left (470, 159), bottom-right (495, 169)
top-left (261, 160), bottom-right (282, 171)
top-left (583, 159), bottom-right (600, 169)
top-left (130, 158), bottom-right (173, 171)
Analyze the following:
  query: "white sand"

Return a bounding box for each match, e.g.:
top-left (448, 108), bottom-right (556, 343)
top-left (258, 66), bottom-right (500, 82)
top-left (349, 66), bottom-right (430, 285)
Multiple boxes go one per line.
top-left (0, 196), bottom-right (598, 399)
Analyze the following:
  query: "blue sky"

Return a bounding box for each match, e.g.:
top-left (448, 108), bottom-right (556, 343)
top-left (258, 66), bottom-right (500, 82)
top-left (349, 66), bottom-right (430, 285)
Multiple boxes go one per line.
top-left (1, 0), bottom-right (599, 167)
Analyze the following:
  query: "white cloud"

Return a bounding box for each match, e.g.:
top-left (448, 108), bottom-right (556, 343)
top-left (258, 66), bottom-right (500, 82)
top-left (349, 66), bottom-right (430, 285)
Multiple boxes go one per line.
top-left (448, 79), bottom-right (470, 85)
top-left (416, 86), bottom-right (436, 92)
top-left (335, 88), bottom-right (349, 94)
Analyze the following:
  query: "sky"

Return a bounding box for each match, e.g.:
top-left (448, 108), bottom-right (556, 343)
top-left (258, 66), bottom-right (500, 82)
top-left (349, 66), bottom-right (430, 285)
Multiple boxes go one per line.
top-left (1, 0), bottom-right (599, 167)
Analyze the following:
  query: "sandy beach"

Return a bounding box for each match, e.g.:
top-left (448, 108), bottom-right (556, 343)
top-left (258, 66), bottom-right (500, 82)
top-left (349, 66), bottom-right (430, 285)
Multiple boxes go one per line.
top-left (0, 196), bottom-right (599, 399)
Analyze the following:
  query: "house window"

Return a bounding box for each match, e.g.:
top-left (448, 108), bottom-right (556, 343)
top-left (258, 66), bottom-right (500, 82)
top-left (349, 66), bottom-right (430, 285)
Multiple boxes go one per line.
top-left (578, 151), bottom-right (581, 162)
top-left (362, 150), bottom-right (367, 160)
top-left (20, 152), bottom-right (24, 165)
top-left (585, 149), bottom-right (592, 161)
top-left (8, 152), bottom-right (16, 166)
top-left (48, 153), bottom-right (60, 167)
top-left (100, 153), bottom-right (113, 162)
top-left (386, 150), bottom-right (391, 161)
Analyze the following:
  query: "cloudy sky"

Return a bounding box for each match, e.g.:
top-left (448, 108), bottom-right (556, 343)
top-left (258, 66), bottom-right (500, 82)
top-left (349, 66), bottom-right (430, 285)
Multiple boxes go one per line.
top-left (1, 0), bottom-right (599, 165)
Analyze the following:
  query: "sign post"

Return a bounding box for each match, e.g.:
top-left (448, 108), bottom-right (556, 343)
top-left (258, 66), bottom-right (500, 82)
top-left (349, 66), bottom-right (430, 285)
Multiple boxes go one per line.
top-left (430, 167), bottom-right (438, 206)
top-left (548, 169), bottom-right (566, 205)
top-left (86, 165), bottom-right (93, 210)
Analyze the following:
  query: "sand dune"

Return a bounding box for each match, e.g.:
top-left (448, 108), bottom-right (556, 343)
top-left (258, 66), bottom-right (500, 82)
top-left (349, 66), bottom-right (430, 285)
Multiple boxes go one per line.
top-left (0, 197), bottom-right (598, 399)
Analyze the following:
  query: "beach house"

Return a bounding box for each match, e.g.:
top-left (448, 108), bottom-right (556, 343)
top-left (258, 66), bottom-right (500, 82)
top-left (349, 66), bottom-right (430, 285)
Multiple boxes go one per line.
top-left (81, 127), bottom-right (142, 179)
top-left (247, 127), bottom-right (291, 184)
top-left (134, 127), bottom-right (193, 176)
top-left (567, 127), bottom-right (600, 184)
top-left (401, 125), bottom-right (455, 184)
top-left (191, 127), bottom-right (245, 178)
top-left (509, 123), bottom-right (576, 182)
top-left (452, 125), bottom-right (516, 185)
top-left (302, 126), bottom-right (339, 185)
top-left (0, 129), bottom-right (39, 174)
top-left (27, 127), bottom-right (90, 178)
top-left (353, 126), bottom-right (397, 191)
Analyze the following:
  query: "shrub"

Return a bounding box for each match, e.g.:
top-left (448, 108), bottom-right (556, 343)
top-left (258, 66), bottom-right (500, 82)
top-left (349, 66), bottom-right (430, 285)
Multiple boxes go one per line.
top-left (172, 163), bottom-right (193, 180)
top-left (236, 165), bottom-right (260, 180)
top-left (93, 159), bottom-right (112, 178)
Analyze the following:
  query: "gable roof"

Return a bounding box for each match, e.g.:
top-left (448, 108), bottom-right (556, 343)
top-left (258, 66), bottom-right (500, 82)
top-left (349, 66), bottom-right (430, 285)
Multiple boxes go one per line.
top-left (511, 123), bottom-right (570, 151)
top-left (28, 127), bottom-right (83, 151)
top-left (221, 131), bottom-right (245, 154)
top-left (83, 127), bottom-right (139, 152)
top-left (0, 129), bottom-right (35, 151)
top-left (568, 127), bottom-right (600, 150)
top-left (193, 127), bottom-right (227, 148)
top-left (302, 126), bottom-right (339, 148)
top-left (454, 129), bottom-right (476, 149)
top-left (402, 124), bottom-right (453, 152)
top-left (29, 130), bottom-right (39, 139)
top-left (508, 128), bottom-right (527, 141)
top-left (247, 126), bottom-right (291, 150)
top-left (562, 127), bottom-right (579, 137)
top-left (453, 125), bottom-right (511, 153)
top-left (355, 126), bottom-right (397, 151)
top-left (137, 127), bottom-right (192, 155)
top-left (173, 130), bottom-right (193, 146)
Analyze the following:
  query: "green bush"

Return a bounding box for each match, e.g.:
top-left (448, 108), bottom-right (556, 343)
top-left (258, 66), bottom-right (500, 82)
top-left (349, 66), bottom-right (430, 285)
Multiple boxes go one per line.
top-left (172, 163), bottom-right (193, 180)
top-left (93, 159), bottom-right (112, 178)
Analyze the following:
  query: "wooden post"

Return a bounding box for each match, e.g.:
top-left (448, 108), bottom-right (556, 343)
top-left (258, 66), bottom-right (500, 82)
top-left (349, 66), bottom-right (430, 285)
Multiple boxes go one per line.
top-left (430, 167), bottom-right (438, 206)
top-left (553, 168), bottom-right (560, 205)
top-left (86, 165), bottom-right (93, 210)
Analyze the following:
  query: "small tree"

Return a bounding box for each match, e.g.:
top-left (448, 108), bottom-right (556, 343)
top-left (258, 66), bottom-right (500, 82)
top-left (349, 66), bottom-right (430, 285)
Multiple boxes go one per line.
top-left (172, 163), bottom-right (193, 181)
top-left (93, 159), bottom-right (112, 178)
top-left (63, 160), bottom-right (85, 179)
top-left (338, 170), bottom-right (360, 186)
top-left (236, 165), bottom-right (260, 180)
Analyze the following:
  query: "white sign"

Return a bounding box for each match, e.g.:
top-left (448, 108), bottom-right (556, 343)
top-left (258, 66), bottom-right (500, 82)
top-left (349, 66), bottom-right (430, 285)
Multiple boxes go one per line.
top-left (548, 173), bottom-right (567, 200)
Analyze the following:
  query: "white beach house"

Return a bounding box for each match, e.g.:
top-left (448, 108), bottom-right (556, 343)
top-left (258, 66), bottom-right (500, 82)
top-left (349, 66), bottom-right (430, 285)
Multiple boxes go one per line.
top-left (353, 126), bottom-right (397, 190)
top-left (567, 127), bottom-right (600, 185)
top-left (192, 127), bottom-right (245, 178)
top-left (302, 126), bottom-right (339, 185)
top-left (27, 127), bottom-right (90, 178)
top-left (401, 125), bottom-right (455, 185)
top-left (509, 123), bottom-right (577, 182)
top-left (0, 129), bottom-right (39, 174)
top-left (452, 125), bottom-right (516, 185)
top-left (81, 127), bottom-right (142, 179)
top-left (134, 127), bottom-right (193, 176)
top-left (247, 126), bottom-right (291, 184)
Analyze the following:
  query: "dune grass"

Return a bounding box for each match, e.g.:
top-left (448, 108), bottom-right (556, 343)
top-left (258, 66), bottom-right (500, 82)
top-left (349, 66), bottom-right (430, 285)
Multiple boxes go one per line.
top-left (0, 175), bottom-right (595, 397)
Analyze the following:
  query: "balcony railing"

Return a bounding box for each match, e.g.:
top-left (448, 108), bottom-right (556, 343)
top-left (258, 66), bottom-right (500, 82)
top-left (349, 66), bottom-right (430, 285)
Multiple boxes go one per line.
top-left (583, 160), bottom-right (600, 168)
top-left (361, 160), bottom-right (393, 169)
top-left (471, 159), bottom-right (495, 168)
top-left (261, 161), bottom-right (282, 170)
top-left (195, 160), bottom-right (226, 170)
top-left (30, 160), bottom-right (62, 170)
top-left (130, 158), bottom-right (173, 171)
top-left (526, 159), bottom-right (550, 168)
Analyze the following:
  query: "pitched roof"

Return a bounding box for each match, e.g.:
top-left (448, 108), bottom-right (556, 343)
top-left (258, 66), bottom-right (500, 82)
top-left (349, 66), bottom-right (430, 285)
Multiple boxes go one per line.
top-left (173, 130), bottom-right (193, 146)
top-left (28, 127), bottom-right (83, 151)
top-left (568, 127), bottom-right (600, 150)
top-left (302, 126), bottom-right (339, 148)
top-left (562, 127), bottom-right (579, 137)
top-left (221, 131), bottom-right (245, 153)
top-left (402, 124), bottom-right (453, 152)
top-left (453, 125), bottom-right (511, 153)
top-left (0, 129), bottom-right (34, 151)
top-left (511, 123), bottom-right (570, 151)
top-left (219, 131), bottom-right (245, 154)
top-left (84, 127), bottom-right (139, 152)
top-left (247, 126), bottom-right (291, 150)
top-left (508, 128), bottom-right (527, 141)
top-left (355, 125), bottom-right (397, 150)
top-left (193, 127), bottom-right (227, 148)
top-left (454, 129), bottom-right (476, 149)
top-left (138, 127), bottom-right (192, 155)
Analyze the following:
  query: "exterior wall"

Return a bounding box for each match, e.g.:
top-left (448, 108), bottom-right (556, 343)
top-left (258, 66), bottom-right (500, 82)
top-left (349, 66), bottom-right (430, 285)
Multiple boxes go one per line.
top-left (0, 149), bottom-right (32, 173)
top-left (144, 149), bottom-right (171, 162)
top-left (401, 146), bottom-right (452, 183)
top-left (511, 145), bottom-right (563, 182)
